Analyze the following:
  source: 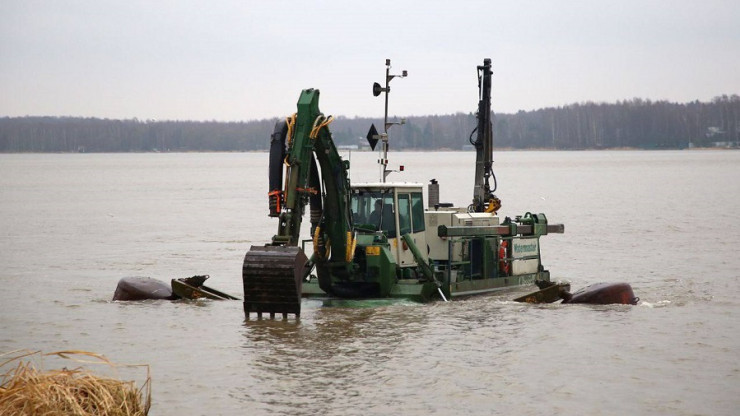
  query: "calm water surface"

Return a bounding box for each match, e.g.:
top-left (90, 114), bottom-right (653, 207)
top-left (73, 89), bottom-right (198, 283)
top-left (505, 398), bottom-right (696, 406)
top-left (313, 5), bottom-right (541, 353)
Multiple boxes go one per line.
top-left (1, 150), bottom-right (739, 415)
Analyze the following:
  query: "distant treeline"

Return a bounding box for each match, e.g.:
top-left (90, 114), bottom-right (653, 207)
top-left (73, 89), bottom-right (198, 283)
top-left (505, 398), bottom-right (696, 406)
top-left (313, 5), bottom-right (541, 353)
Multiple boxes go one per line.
top-left (1, 95), bottom-right (738, 152)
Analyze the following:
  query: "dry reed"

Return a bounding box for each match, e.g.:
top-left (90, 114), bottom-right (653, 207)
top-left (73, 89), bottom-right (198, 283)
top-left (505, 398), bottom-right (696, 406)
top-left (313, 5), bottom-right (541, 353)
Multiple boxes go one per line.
top-left (0, 350), bottom-right (151, 416)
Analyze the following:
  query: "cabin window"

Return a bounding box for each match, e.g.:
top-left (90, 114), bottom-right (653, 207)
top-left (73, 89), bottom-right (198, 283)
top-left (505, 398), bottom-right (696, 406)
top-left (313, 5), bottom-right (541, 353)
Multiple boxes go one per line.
top-left (378, 195), bottom-right (396, 237)
top-left (351, 190), bottom-right (396, 237)
top-left (411, 192), bottom-right (425, 232)
top-left (350, 192), bottom-right (372, 224)
top-left (397, 194), bottom-right (411, 236)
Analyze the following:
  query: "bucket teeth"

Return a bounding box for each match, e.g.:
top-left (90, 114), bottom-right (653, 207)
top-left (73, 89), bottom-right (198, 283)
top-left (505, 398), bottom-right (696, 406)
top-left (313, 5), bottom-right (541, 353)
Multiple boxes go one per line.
top-left (242, 245), bottom-right (307, 318)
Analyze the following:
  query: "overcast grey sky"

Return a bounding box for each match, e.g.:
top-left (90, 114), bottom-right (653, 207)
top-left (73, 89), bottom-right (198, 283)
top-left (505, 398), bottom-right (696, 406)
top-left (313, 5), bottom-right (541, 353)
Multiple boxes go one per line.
top-left (1, 1), bottom-right (738, 121)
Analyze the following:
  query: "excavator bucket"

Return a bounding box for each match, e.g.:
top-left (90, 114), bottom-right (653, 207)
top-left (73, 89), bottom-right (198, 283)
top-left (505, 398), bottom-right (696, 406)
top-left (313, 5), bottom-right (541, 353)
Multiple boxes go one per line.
top-left (242, 245), bottom-right (307, 318)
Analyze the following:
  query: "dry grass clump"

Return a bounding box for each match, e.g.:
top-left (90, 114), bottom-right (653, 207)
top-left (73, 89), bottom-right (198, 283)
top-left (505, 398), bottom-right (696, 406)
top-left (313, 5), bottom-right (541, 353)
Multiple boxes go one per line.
top-left (0, 350), bottom-right (150, 416)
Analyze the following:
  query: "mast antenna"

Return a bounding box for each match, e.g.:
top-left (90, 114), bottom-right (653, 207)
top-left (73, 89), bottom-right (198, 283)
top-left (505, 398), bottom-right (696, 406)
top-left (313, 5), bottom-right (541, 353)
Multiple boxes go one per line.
top-left (367, 59), bottom-right (407, 182)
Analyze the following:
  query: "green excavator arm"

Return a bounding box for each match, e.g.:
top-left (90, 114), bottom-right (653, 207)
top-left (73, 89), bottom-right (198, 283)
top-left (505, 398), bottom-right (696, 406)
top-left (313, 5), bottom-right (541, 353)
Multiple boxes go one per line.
top-left (243, 89), bottom-right (355, 317)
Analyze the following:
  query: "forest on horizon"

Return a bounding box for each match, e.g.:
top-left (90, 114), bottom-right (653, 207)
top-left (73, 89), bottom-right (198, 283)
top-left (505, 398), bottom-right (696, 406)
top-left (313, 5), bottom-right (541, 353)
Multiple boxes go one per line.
top-left (1, 95), bottom-right (738, 153)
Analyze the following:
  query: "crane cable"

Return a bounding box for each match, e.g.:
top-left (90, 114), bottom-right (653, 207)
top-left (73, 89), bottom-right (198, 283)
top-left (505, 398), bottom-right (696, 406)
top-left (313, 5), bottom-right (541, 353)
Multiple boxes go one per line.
top-left (281, 113), bottom-right (298, 199)
top-left (309, 114), bottom-right (334, 139)
top-left (286, 113), bottom-right (297, 147)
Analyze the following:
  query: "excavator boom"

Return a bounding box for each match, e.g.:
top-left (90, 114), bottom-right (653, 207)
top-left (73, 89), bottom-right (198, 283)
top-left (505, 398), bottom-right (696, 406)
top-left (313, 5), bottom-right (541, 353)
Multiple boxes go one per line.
top-left (243, 89), bottom-right (353, 318)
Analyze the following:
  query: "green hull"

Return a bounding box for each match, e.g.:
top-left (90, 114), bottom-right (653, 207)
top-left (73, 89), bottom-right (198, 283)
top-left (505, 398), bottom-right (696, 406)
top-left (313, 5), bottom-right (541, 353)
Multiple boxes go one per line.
top-left (302, 271), bottom-right (551, 303)
top-left (447, 271), bottom-right (549, 298)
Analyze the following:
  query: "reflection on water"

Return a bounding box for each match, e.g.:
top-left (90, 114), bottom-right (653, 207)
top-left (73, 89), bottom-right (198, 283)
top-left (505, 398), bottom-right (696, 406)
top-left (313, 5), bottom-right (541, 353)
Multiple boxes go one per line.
top-left (238, 304), bottom-right (429, 415)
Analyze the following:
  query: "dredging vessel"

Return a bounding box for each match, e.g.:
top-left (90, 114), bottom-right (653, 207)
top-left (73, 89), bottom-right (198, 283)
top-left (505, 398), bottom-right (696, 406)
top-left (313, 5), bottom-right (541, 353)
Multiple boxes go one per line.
top-left (241, 59), bottom-right (567, 317)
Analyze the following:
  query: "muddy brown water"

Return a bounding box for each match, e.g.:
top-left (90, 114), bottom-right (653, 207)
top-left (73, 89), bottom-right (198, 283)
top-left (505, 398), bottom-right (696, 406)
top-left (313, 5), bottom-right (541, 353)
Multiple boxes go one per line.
top-left (1, 150), bottom-right (738, 415)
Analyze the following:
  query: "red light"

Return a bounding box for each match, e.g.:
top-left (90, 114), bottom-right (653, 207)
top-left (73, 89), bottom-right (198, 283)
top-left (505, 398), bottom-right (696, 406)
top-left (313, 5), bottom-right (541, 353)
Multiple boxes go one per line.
top-left (400, 165), bottom-right (404, 171)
